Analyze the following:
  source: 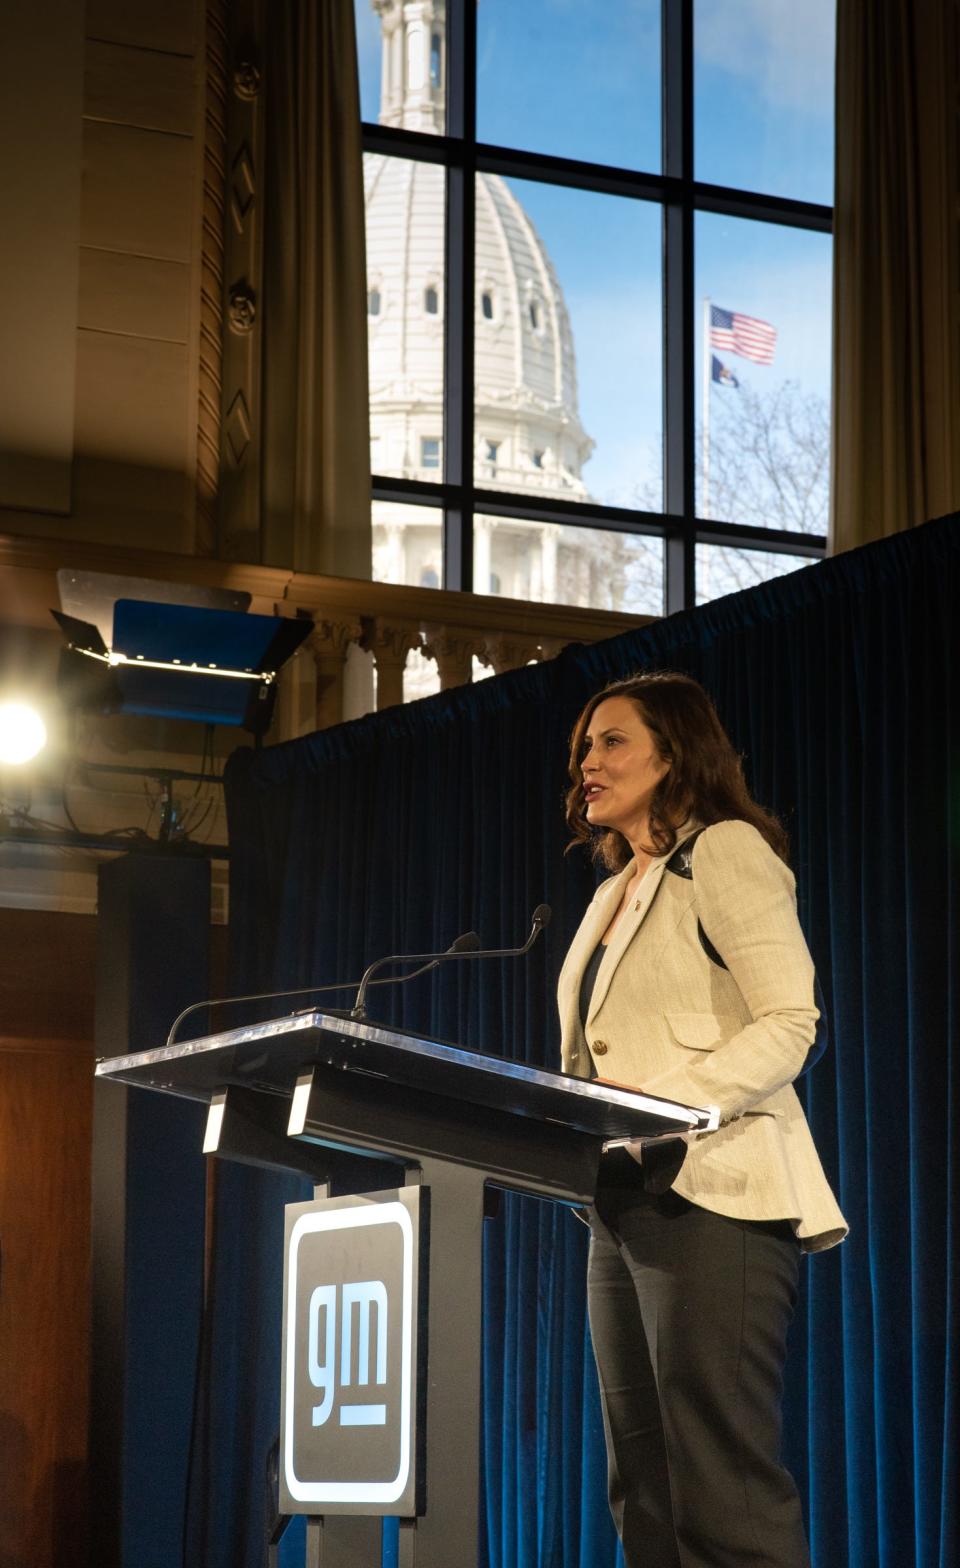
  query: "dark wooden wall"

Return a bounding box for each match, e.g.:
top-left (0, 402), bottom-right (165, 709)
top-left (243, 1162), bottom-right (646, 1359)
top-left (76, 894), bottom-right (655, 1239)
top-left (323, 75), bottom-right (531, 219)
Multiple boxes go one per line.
top-left (0, 906), bottom-right (227, 1568)
top-left (0, 910), bottom-right (96, 1568)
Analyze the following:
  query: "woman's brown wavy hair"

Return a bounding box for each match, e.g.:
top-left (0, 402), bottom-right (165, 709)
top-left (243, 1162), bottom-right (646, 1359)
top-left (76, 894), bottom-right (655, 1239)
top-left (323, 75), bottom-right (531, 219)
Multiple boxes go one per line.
top-left (565, 670), bottom-right (789, 870)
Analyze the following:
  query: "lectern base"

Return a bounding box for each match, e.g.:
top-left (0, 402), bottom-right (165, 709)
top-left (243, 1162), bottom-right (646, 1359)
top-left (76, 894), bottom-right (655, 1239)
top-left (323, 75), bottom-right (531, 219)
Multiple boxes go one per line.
top-left (97, 1008), bottom-right (710, 1568)
top-left (278, 1159), bottom-right (485, 1567)
top-left (306, 1516), bottom-right (381, 1567)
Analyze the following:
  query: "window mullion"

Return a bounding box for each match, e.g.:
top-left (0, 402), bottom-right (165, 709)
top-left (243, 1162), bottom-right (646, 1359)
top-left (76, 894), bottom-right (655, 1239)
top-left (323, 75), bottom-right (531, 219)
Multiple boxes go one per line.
top-left (442, 0), bottom-right (476, 591)
top-left (662, 0), bottom-right (694, 613)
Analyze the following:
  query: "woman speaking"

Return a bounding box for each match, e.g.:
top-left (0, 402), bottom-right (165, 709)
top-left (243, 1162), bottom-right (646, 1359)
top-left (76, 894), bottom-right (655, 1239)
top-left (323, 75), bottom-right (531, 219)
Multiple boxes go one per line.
top-left (558, 671), bottom-right (846, 1568)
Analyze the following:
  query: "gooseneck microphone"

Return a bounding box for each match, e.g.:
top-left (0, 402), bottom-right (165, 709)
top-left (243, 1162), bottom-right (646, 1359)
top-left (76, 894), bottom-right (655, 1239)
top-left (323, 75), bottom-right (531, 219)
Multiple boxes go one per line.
top-left (165, 905), bottom-right (551, 1044)
top-left (350, 903), bottom-right (552, 1020)
top-left (165, 929), bottom-right (481, 1047)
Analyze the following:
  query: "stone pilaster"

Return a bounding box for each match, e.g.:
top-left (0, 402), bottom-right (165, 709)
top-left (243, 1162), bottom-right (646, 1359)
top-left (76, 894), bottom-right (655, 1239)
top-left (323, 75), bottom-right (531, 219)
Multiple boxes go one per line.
top-left (361, 618), bottom-right (423, 711)
top-left (309, 617), bottom-right (363, 729)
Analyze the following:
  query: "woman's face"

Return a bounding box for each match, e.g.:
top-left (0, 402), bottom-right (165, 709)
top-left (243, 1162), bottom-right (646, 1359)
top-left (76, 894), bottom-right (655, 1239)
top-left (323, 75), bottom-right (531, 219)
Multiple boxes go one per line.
top-left (580, 695), bottom-right (670, 841)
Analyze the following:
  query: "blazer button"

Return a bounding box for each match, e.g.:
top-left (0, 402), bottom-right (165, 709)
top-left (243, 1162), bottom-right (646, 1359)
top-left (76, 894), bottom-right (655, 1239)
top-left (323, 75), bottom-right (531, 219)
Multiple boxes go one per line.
top-left (593, 1039), bottom-right (608, 1055)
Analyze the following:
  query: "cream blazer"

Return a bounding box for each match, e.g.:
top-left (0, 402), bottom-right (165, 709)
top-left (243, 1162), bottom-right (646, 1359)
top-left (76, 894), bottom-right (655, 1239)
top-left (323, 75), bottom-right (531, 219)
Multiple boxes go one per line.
top-left (558, 818), bottom-right (847, 1252)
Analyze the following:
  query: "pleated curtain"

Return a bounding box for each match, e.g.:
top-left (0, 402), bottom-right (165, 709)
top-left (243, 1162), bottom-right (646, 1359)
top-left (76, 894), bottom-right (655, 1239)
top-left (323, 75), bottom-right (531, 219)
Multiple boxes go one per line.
top-left (185, 515), bottom-right (960, 1568)
top-left (259, 0), bottom-right (371, 577)
top-left (831, 0), bottom-right (960, 550)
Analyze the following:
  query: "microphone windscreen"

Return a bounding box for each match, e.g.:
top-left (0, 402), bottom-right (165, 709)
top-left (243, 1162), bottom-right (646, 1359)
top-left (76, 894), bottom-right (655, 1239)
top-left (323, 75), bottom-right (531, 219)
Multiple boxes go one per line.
top-left (451, 930), bottom-right (481, 952)
top-left (532, 903), bottom-right (552, 929)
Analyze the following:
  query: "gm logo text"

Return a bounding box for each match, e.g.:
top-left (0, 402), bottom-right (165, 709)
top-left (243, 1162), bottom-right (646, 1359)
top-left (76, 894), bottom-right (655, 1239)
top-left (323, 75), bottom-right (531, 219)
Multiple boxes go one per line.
top-left (280, 1190), bottom-right (425, 1513)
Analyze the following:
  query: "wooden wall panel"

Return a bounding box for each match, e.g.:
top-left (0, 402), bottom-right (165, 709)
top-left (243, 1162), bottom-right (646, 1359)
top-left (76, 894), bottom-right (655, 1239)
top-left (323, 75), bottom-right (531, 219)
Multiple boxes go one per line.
top-left (0, 906), bottom-right (226, 1566)
top-left (71, 328), bottom-right (195, 547)
top-left (77, 249), bottom-right (191, 344)
top-left (0, 909), bottom-right (95, 1041)
top-left (0, 0), bottom-right (208, 555)
top-left (80, 121), bottom-right (196, 262)
top-left (0, 912), bottom-right (94, 1564)
top-left (85, 40), bottom-right (196, 136)
top-left (0, 1038), bottom-right (94, 1568)
top-left (0, 0), bottom-right (84, 515)
top-left (75, 334), bottom-right (191, 467)
top-left (85, 0), bottom-right (199, 56)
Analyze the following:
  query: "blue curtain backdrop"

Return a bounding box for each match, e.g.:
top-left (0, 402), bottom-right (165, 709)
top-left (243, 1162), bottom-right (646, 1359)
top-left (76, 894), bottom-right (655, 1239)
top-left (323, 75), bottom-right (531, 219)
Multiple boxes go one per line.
top-left (187, 514), bottom-right (959, 1568)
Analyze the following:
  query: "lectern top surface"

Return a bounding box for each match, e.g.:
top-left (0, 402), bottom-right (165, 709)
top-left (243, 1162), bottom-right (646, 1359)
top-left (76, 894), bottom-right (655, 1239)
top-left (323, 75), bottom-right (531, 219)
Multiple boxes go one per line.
top-left (95, 1010), bottom-right (714, 1144)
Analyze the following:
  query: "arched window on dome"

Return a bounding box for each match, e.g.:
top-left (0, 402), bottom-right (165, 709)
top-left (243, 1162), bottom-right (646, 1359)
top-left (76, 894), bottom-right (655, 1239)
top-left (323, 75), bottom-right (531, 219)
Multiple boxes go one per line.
top-left (430, 34), bottom-right (442, 88)
top-left (528, 300), bottom-right (541, 331)
top-left (481, 290), bottom-right (495, 321)
top-left (424, 285), bottom-right (439, 316)
top-left (532, 449), bottom-right (545, 469)
top-left (367, 287), bottom-right (381, 316)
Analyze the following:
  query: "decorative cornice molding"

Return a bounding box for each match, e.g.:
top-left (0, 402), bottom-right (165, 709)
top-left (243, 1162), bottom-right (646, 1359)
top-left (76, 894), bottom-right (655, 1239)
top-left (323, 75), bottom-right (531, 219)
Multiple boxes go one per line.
top-left (422, 625), bottom-right (490, 688)
top-left (227, 280), bottom-right (257, 333)
top-left (232, 58), bottom-right (262, 101)
top-left (309, 617), bottom-right (366, 658)
top-left (219, 0), bottom-right (265, 559)
top-left (360, 617), bottom-right (423, 665)
top-left (483, 634), bottom-right (544, 675)
top-left (196, 0), bottom-right (228, 557)
top-left (0, 530), bottom-right (654, 644)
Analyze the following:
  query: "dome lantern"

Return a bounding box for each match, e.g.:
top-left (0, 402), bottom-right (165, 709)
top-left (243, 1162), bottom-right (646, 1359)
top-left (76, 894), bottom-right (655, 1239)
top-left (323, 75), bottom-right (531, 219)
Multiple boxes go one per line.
top-left (373, 0), bottom-right (446, 134)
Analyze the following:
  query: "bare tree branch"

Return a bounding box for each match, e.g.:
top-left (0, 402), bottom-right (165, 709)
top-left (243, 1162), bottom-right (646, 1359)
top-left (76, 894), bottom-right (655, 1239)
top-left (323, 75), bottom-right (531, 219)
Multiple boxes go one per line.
top-left (629, 379), bottom-right (829, 603)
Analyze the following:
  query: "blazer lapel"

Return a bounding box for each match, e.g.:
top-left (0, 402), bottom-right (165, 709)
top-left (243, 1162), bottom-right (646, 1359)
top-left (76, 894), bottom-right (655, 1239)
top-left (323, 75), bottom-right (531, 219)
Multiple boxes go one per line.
top-left (585, 820), bottom-right (703, 1026)
top-left (586, 858), bottom-right (667, 1024)
top-left (557, 866), bottom-right (631, 1051)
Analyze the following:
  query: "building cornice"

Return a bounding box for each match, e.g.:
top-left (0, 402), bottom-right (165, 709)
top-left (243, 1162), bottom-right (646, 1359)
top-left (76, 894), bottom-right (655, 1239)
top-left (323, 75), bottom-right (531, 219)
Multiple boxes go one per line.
top-left (0, 531), bottom-right (654, 644)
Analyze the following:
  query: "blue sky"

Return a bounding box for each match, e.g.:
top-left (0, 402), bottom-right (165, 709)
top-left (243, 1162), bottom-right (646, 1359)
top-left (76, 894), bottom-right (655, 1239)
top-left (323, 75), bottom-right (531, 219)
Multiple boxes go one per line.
top-left (355, 0), bottom-right (835, 518)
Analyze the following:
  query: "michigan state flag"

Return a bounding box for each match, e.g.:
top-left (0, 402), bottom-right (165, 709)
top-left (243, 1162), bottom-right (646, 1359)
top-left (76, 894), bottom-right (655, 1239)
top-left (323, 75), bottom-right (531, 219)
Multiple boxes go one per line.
top-left (711, 355), bottom-right (740, 389)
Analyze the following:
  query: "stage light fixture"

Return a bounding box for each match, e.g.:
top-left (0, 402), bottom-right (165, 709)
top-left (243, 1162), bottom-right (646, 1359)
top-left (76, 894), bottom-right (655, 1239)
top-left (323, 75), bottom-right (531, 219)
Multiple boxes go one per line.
top-left (52, 570), bottom-right (313, 736)
top-left (0, 701), bottom-right (47, 765)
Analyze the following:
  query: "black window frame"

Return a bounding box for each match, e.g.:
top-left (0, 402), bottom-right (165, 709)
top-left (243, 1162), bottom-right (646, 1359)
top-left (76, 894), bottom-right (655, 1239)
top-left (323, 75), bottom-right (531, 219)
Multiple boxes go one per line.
top-left (362, 0), bottom-right (831, 610)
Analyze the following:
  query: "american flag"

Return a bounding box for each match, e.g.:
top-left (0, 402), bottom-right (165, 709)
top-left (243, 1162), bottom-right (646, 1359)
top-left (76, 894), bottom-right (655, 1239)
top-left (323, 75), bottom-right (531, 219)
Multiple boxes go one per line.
top-left (709, 304), bottom-right (777, 365)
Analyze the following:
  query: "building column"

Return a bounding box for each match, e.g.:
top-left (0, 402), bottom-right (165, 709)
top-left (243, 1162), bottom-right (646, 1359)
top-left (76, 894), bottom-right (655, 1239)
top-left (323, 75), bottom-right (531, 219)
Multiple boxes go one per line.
top-left (541, 525), bottom-right (559, 604)
top-left (423, 627), bottom-right (485, 689)
top-left (474, 516), bottom-right (492, 595)
top-left (381, 9), bottom-right (399, 123)
top-left (273, 644), bottom-right (317, 742)
top-left (362, 619), bottom-right (422, 710)
top-left (386, 522), bottom-right (406, 584)
top-left (310, 618), bottom-right (363, 729)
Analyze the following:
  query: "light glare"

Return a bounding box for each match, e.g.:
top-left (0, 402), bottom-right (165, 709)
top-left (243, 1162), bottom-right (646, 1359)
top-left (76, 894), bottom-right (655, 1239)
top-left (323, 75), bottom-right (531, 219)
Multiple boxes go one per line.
top-left (0, 702), bottom-right (47, 765)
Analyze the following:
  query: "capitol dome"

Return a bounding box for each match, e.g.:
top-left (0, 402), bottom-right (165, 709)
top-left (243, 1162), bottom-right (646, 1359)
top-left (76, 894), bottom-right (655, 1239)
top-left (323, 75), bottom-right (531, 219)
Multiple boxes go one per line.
top-left (368, 0), bottom-right (606, 616)
top-left (365, 155), bottom-right (593, 494)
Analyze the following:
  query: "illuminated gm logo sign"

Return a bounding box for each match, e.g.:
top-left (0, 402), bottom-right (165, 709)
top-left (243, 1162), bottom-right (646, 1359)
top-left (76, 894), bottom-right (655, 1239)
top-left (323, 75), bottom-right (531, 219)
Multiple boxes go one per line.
top-left (281, 1190), bottom-right (424, 1515)
top-left (308, 1279), bottom-right (388, 1427)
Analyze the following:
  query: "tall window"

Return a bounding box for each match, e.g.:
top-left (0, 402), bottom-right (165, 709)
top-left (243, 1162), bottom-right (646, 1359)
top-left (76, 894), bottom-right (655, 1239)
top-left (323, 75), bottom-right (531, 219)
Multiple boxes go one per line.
top-left (356, 0), bottom-right (835, 613)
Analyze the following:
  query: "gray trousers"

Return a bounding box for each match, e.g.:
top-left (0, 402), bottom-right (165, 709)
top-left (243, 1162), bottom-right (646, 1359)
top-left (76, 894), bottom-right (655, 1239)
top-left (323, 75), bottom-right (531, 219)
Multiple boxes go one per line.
top-left (587, 1174), bottom-right (810, 1568)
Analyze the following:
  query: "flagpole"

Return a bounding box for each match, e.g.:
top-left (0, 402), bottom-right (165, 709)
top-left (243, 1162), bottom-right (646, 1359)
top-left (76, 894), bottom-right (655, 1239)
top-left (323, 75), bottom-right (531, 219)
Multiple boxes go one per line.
top-left (702, 296), bottom-right (711, 519)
